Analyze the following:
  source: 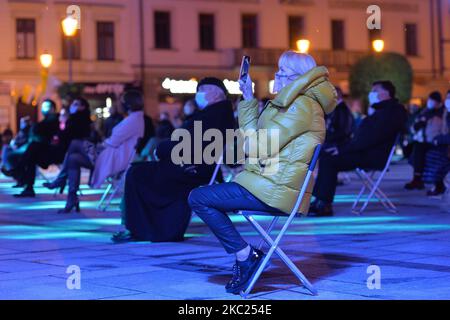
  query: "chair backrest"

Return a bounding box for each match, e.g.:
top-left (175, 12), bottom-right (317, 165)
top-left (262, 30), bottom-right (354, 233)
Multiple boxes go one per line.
top-left (381, 134), bottom-right (400, 172)
top-left (289, 144), bottom-right (322, 215)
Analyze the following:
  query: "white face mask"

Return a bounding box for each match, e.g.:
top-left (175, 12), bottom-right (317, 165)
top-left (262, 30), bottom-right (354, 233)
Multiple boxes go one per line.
top-left (368, 91), bottom-right (380, 106)
top-left (426, 99), bottom-right (436, 110)
top-left (445, 99), bottom-right (450, 112)
top-left (195, 92), bottom-right (208, 110)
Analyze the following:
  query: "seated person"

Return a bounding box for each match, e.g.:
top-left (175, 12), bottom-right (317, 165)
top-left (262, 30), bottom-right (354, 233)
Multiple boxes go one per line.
top-left (46, 90), bottom-right (145, 213)
top-left (42, 98), bottom-right (93, 193)
top-left (6, 100), bottom-right (60, 198)
top-left (425, 90), bottom-right (450, 196)
top-left (310, 80), bottom-right (407, 217)
top-left (323, 86), bottom-right (353, 150)
top-left (0, 117), bottom-right (32, 187)
top-left (188, 52), bottom-right (337, 295)
top-left (405, 91), bottom-right (445, 190)
top-left (112, 77), bottom-right (235, 243)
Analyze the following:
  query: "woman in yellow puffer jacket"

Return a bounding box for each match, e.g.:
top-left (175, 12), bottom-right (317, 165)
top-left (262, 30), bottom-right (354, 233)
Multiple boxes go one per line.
top-left (188, 51), bottom-right (337, 294)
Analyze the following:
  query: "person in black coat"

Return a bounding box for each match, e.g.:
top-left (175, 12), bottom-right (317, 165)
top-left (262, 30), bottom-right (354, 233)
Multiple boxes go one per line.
top-left (310, 80), bottom-right (407, 216)
top-left (43, 97), bottom-right (92, 193)
top-left (9, 99), bottom-right (60, 197)
top-left (112, 77), bottom-right (235, 243)
top-left (323, 86), bottom-right (354, 150)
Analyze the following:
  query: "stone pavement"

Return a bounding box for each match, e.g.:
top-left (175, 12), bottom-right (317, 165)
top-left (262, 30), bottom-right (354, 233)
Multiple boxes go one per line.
top-left (0, 161), bottom-right (449, 300)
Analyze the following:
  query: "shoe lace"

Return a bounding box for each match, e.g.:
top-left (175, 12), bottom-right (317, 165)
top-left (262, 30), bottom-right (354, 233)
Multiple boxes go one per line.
top-left (229, 263), bottom-right (241, 286)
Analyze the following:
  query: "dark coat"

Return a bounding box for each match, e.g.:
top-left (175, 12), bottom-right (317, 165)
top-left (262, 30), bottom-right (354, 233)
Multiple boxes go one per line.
top-left (59, 109), bottom-right (92, 151)
top-left (30, 113), bottom-right (59, 144)
top-left (324, 101), bottom-right (354, 147)
top-left (156, 99), bottom-right (236, 184)
top-left (124, 99), bottom-right (235, 242)
top-left (340, 98), bottom-right (407, 169)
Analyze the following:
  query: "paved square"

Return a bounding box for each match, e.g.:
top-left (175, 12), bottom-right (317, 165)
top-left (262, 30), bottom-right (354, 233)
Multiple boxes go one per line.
top-left (0, 161), bottom-right (449, 300)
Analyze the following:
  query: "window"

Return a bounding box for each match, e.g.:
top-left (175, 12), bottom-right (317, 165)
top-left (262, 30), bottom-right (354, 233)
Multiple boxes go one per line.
top-left (154, 11), bottom-right (171, 49)
top-left (331, 19), bottom-right (345, 50)
top-left (16, 19), bottom-right (36, 59)
top-left (288, 16), bottom-right (305, 50)
top-left (242, 14), bottom-right (258, 48)
top-left (62, 28), bottom-right (81, 60)
top-left (97, 22), bottom-right (115, 60)
top-left (405, 23), bottom-right (418, 56)
top-left (199, 14), bottom-right (215, 51)
top-left (368, 28), bottom-right (382, 50)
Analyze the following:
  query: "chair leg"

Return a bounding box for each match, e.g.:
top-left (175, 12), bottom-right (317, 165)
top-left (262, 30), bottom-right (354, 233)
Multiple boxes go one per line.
top-left (357, 170), bottom-right (395, 214)
top-left (102, 185), bottom-right (119, 212)
top-left (242, 215), bottom-right (317, 297)
top-left (257, 217), bottom-right (279, 250)
top-left (97, 183), bottom-right (112, 210)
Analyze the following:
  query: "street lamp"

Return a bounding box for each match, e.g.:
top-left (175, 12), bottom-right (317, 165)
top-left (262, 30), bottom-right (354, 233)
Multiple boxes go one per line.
top-left (61, 15), bottom-right (78, 83)
top-left (372, 39), bottom-right (384, 53)
top-left (296, 39), bottom-right (311, 54)
top-left (39, 52), bottom-right (52, 107)
top-left (40, 53), bottom-right (53, 69)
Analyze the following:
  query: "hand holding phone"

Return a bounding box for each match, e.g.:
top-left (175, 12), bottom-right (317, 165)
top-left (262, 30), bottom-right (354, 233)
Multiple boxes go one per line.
top-left (239, 56), bottom-right (251, 82)
top-left (238, 56), bottom-right (254, 100)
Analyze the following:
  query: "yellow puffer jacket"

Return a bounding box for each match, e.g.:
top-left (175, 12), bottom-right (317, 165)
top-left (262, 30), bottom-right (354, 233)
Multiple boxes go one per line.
top-left (234, 66), bottom-right (337, 214)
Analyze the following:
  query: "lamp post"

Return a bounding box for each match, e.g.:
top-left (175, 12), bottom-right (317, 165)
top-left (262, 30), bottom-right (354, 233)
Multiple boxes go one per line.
top-left (372, 39), bottom-right (384, 53)
top-left (296, 39), bottom-right (311, 54)
top-left (39, 52), bottom-right (52, 99)
top-left (61, 15), bottom-right (77, 84)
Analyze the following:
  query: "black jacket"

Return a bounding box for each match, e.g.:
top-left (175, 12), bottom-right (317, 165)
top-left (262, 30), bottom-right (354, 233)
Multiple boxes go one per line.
top-left (325, 101), bottom-right (354, 146)
top-left (156, 99), bottom-right (235, 184)
top-left (340, 98), bottom-right (407, 169)
top-left (59, 109), bottom-right (92, 151)
top-left (135, 114), bottom-right (156, 155)
top-left (30, 113), bottom-right (59, 144)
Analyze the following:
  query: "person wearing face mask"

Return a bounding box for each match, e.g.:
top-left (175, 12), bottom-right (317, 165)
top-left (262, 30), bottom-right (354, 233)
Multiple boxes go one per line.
top-left (188, 51), bottom-right (337, 294)
top-left (310, 80), bottom-right (407, 216)
top-left (42, 97), bottom-right (92, 193)
top-left (4, 99), bottom-right (60, 197)
top-left (405, 91), bottom-right (445, 190)
top-left (44, 91), bottom-right (145, 213)
top-left (0, 117), bottom-right (32, 188)
top-left (422, 90), bottom-right (450, 196)
top-left (111, 78), bottom-right (235, 244)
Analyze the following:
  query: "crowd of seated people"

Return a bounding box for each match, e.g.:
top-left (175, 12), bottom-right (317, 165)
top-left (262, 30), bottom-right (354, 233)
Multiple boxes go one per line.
top-left (1, 57), bottom-right (449, 295)
top-left (404, 90), bottom-right (450, 196)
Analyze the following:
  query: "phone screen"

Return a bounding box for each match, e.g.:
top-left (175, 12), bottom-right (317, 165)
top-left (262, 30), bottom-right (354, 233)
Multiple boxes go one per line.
top-left (239, 56), bottom-right (251, 82)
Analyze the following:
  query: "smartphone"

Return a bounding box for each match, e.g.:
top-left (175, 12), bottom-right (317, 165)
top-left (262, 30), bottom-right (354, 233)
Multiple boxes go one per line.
top-left (239, 55), bottom-right (251, 82)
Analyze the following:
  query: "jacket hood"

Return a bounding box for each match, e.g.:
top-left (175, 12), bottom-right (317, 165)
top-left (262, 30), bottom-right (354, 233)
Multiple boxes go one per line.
top-left (272, 66), bottom-right (337, 115)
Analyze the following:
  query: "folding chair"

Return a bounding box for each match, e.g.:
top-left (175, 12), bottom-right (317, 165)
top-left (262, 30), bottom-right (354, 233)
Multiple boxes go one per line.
top-left (97, 148), bottom-right (137, 211)
top-left (237, 144), bottom-right (322, 298)
top-left (351, 137), bottom-right (399, 215)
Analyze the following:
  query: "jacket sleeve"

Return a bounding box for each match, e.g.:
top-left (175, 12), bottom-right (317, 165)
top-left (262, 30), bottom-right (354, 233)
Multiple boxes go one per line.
top-left (104, 116), bottom-right (138, 148)
top-left (238, 97), bottom-right (312, 160)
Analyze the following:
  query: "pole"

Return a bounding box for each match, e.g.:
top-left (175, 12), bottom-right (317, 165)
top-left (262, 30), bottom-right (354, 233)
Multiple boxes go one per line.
top-left (67, 37), bottom-right (73, 84)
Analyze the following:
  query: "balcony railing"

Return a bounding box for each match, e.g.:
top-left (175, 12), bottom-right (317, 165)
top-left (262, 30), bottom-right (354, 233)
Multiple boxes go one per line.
top-left (231, 48), bottom-right (368, 71)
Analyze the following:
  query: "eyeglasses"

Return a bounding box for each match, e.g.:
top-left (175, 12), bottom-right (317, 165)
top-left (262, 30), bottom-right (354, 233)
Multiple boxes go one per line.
top-left (274, 72), bottom-right (299, 80)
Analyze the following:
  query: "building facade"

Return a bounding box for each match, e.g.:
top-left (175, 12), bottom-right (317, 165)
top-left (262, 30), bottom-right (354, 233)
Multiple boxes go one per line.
top-left (0, 0), bottom-right (449, 131)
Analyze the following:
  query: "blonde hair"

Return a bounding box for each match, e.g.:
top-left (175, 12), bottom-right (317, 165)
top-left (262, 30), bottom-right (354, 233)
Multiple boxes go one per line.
top-left (278, 51), bottom-right (317, 76)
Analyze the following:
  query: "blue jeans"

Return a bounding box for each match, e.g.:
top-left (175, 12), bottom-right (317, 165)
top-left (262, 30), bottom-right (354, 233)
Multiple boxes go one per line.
top-left (188, 182), bottom-right (280, 254)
